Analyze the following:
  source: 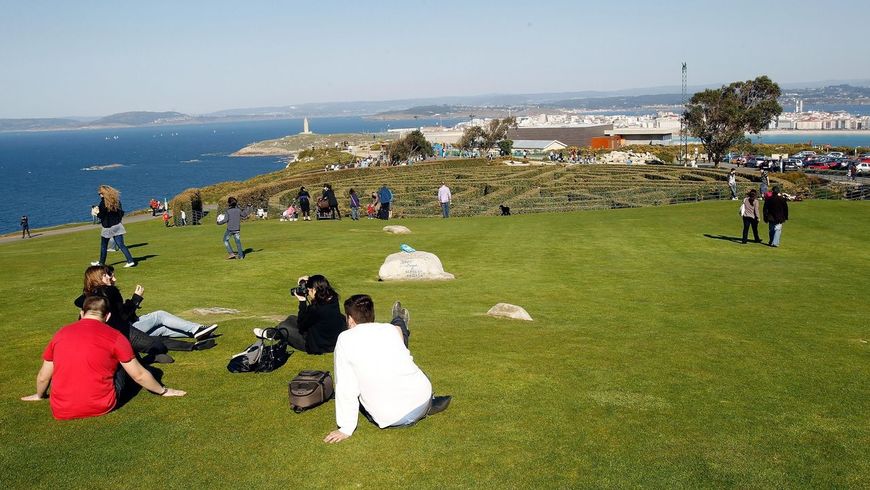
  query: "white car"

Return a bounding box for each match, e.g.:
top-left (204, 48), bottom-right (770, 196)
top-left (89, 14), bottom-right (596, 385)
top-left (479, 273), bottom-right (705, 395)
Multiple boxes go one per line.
top-left (826, 152), bottom-right (844, 158)
top-left (855, 162), bottom-right (870, 174)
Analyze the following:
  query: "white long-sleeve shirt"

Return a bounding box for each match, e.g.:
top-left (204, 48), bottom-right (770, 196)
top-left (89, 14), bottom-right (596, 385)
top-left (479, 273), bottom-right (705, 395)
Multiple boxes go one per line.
top-left (333, 322), bottom-right (432, 435)
top-left (438, 185), bottom-right (451, 203)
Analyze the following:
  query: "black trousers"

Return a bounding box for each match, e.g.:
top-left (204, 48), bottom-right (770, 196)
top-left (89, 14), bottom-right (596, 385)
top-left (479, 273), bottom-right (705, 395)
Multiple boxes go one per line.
top-left (378, 202), bottom-right (390, 220)
top-left (742, 217), bottom-right (760, 243)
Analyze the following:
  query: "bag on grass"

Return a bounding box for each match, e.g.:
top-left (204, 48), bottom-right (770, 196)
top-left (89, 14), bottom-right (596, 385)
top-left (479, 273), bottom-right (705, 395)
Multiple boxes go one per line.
top-left (289, 370), bottom-right (334, 413)
top-left (227, 328), bottom-right (291, 373)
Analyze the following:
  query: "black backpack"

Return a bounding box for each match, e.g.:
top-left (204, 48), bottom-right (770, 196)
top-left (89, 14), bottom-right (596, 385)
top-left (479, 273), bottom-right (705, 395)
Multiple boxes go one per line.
top-left (227, 328), bottom-right (291, 373)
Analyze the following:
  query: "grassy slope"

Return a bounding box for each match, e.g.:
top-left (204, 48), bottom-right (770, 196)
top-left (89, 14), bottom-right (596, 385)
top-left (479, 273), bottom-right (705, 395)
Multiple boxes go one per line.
top-left (0, 201), bottom-right (867, 488)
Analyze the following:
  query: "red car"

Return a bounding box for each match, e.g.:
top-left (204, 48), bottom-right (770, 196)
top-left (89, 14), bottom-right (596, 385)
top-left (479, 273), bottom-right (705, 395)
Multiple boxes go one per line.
top-left (806, 162), bottom-right (834, 170)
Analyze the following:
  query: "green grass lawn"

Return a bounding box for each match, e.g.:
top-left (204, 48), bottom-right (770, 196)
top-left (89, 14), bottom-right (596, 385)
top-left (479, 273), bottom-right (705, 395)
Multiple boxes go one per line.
top-left (0, 201), bottom-right (867, 488)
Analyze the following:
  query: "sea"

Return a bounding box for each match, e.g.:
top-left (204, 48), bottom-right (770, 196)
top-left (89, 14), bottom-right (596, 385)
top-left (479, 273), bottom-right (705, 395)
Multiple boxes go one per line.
top-left (0, 116), bottom-right (459, 234)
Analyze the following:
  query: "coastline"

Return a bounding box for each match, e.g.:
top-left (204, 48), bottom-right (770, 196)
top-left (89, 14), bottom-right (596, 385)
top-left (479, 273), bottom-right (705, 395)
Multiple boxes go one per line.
top-left (760, 129), bottom-right (870, 135)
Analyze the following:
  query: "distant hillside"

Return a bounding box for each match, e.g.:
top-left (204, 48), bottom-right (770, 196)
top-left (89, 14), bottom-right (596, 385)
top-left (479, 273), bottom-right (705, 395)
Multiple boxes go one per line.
top-left (0, 118), bottom-right (82, 131)
top-left (91, 111), bottom-right (191, 126)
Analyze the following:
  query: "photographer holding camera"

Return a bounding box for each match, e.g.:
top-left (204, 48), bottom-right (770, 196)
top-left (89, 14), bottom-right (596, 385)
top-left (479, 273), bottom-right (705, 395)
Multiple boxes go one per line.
top-left (264, 275), bottom-right (345, 354)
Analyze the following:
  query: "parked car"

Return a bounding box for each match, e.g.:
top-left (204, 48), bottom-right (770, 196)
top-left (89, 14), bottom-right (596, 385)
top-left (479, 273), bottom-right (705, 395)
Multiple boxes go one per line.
top-left (826, 152), bottom-right (845, 159)
top-left (782, 159), bottom-right (801, 171)
top-left (855, 162), bottom-right (870, 174)
top-left (806, 161), bottom-right (834, 170)
top-left (795, 150), bottom-right (817, 158)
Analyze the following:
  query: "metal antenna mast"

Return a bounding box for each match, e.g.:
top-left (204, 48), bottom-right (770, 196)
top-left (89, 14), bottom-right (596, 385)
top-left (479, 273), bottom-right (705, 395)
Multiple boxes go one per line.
top-left (680, 62), bottom-right (688, 166)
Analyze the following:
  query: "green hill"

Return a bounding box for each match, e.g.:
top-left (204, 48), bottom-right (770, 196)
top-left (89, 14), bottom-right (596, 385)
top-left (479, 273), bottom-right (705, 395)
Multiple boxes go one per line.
top-left (1, 201), bottom-right (868, 487)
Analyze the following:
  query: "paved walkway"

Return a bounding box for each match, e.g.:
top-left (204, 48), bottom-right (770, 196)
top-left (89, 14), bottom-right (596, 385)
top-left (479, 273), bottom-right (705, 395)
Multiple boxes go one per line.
top-left (0, 213), bottom-right (158, 245)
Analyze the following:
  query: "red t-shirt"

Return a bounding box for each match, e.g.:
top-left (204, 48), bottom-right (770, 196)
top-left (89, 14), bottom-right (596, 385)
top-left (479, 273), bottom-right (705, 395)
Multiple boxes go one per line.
top-left (42, 318), bottom-right (135, 420)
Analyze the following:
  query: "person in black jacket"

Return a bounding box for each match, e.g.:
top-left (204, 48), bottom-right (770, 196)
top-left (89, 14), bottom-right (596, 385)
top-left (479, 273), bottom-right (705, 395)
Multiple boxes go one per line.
top-left (268, 274), bottom-right (345, 354)
top-left (93, 185), bottom-right (136, 268)
top-left (74, 266), bottom-right (212, 363)
top-left (323, 184), bottom-right (340, 220)
top-left (762, 186), bottom-right (789, 247)
top-left (297, 186), bottom-right (312, 221)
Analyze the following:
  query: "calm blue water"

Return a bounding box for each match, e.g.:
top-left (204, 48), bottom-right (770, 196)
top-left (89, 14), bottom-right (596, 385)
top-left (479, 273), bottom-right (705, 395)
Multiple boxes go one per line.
top-left (750, 133), bottom-right (870, 147)
top-left (0, 117), bottom-right (459, 234)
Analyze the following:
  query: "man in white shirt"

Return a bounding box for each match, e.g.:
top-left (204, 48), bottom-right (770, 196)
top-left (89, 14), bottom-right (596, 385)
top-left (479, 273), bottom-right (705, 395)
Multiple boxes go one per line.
top-left (324, 295), bottom-right (450, 443)
top-left (437, 182), bottom-right (452, 218)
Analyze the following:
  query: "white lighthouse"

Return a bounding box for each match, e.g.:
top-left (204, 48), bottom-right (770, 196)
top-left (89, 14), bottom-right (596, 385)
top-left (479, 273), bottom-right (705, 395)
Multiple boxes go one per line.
top-left (300, 117), bottom-right (313, 134)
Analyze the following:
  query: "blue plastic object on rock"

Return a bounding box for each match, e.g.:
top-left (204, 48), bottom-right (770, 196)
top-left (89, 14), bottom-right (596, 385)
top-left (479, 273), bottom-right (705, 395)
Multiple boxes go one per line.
top-left (400, 244), bottom-right (416, 253)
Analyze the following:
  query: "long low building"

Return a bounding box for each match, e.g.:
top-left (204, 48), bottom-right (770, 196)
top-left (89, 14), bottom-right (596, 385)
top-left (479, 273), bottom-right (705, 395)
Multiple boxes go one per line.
top-left (506, 124), bottom-right (613, 148)
top-left (511, 139), bottom-right (568, 153)
top-left (604, 128), bottom-right (674, 146)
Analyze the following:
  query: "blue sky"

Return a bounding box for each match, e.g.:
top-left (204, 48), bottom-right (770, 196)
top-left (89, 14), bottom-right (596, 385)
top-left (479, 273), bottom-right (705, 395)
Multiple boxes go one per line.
top-left (1, 0), bottom-right (868, 118)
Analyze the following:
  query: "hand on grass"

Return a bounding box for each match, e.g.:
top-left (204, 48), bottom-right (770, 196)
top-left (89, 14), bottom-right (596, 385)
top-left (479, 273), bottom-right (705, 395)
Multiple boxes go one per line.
top-left (324, 430), bottom-right (350, 444)
top-left (135, 285), bottom-right (144, 296)
top-left (161, 388), bottom-right (186, 397)
top-left (21, 394), bottom-right (44, 401)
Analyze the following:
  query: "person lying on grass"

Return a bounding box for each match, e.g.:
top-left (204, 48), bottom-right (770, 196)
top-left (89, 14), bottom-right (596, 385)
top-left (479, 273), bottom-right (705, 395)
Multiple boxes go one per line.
top-left (74, 265), bottom-right (217, 364)
top-left (21, 295), bottom-right (185, 420)
top-left (324, 295), bottom-right (451, 444)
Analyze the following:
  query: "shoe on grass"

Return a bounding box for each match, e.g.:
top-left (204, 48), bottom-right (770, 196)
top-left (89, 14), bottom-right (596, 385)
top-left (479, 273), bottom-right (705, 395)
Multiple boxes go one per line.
top-left (193, 324), bottom-right (218, 339)
top-left (392, 301), bottom-right (410, 326)
top-left (90, 261), bottom-right (102, 266)
top-left (193, 339), bottom-right (216, 351)
top-left (124, 262), bottom-right (136, 268)
top-left (252, 328), bottom-right (275, 340)
top-left (153, 353), bottom-right (174, 364)
top-left (427, 395), bottom-right (452, 416)
top-left (226, 254), bottom-right (236, 260)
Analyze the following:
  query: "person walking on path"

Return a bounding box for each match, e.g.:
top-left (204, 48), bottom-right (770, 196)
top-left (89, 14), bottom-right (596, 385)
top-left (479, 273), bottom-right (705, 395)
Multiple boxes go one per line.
top-left (728, 169), bottom-right (738, 200)
top-left (323, 184), bottom-right (340, 220)
top-left (377, 184), bottom-right (393, 220)
top-left (20, 215), bottom-right (32, 238)
top-left (297, 186), bottom-right (311, 221)
top-left (763, 186), bottom-right (789, 248)
top-left (438, 182), bottom-right (452, 218)
top-left (92, 185), bottom-right (136, 268)
top-left (217, 196), bottom-right (250, 259)
top-left (349, 188), bottom-right (361, 221)
top-left (91, 205), bottom-right (100, 224)
top-left (740, 190), bottom-right (761, 244)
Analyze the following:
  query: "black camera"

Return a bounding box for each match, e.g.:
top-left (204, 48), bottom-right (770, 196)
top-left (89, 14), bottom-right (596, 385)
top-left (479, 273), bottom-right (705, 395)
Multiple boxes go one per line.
top-left (292, 279), bottom-right (308, 297)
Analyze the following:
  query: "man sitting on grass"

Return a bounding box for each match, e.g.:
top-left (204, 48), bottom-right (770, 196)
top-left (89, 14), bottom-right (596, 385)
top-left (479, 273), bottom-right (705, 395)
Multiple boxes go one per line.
top-left (21, 296), bottom-right (185, 420)
top-left (324, 295), bottom-right (450, 443)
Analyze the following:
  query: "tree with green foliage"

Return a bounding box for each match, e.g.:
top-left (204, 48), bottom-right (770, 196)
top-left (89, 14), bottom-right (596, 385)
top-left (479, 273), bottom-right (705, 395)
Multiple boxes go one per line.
top-left (498, 139), bottom-right (513, 156)
top-left (457, 117), bottom-right (516, 155)
top-left (684, 76), bottom-right (782, 167)
top-left (388, 129), bottom-right (433, 163)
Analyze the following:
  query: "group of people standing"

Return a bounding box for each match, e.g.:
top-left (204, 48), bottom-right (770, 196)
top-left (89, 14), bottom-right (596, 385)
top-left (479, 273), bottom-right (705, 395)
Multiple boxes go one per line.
top-left (728, 168), bottom-right (790, 247)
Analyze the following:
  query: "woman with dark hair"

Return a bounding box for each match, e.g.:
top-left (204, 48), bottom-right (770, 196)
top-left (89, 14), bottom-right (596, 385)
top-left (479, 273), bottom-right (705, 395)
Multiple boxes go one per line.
top-left (297, 186), bottom-right (311, 221)
top-left (740, 189), bottom-right (761, 244)
top-left (323, 184), bottom-right (340, 220)
top-left (264, 274), bottom-right (345, 354)
top-left (92, 185), bottom-right (136, 268)
top-left (74, 265), bottom-right (214, 363)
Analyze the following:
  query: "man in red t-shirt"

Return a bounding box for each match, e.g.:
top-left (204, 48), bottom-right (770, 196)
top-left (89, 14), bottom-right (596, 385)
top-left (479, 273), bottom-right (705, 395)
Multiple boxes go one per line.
top-left (21, 296), bottom-right (185, 420)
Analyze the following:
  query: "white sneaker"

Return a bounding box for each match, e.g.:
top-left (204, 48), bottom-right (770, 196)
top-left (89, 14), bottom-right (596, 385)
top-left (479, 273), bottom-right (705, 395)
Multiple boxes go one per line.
top-left (124, 262), bottom-right (136, 268)
top-left (90, 261), bottom-right (101, 266)
top-left (194, 324), bottom-right (218, 339)
top-left (252, 328), bottom-right (275, 340)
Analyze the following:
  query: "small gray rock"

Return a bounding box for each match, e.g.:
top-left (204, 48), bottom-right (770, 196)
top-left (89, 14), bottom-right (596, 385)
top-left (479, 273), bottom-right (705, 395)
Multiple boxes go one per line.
top-left (486, 303), bottom-right (533, 321)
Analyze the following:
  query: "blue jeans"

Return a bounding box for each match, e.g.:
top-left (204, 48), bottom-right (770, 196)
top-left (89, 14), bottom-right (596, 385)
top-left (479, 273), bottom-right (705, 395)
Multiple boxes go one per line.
top-left (100, 234), bottom-right (134, 264)
top-left (389, 398), bottom-right (432, 427)
top-left (441, 202), bottom-right (450, 218)
top-left (223, 230), bottom-right (243, 257)
top-left (350, 207), bottom-right (359, 220)
top-left (133, 310), bottom-right (201, 337)
top-left (768, 222), bottom-right (783, 246)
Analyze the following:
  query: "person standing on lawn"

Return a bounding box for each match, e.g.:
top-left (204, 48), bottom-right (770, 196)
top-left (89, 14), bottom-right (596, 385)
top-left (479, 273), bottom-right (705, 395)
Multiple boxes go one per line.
top-left (218, 196), bottom-right (250, 259)
top-left (438, 182), bottom-right (452, 218)
top-left (763, 186), bottom-right (789, 247)
top-left (20, 215), bottom-right (32, 238)
top-left (740, 189), bottom-right (761, 244)
top-left (93, 185), bottom-right (137, 268)
top-left (727, 169), bottom-right (738, 200)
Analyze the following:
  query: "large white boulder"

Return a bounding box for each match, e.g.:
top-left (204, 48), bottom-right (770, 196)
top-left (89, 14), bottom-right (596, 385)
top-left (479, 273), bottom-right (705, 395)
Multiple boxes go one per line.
top-left (378, 251), bottom-right (454, 281)
top-left (486, 303), bottom-right (533, 321)
top-left (383, 225), bottom-right (411, 234)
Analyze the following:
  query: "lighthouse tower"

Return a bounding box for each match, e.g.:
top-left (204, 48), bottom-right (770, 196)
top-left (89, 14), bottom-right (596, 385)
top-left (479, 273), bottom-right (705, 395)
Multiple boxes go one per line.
top-left (300, 117), bottom-right (313, 134)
